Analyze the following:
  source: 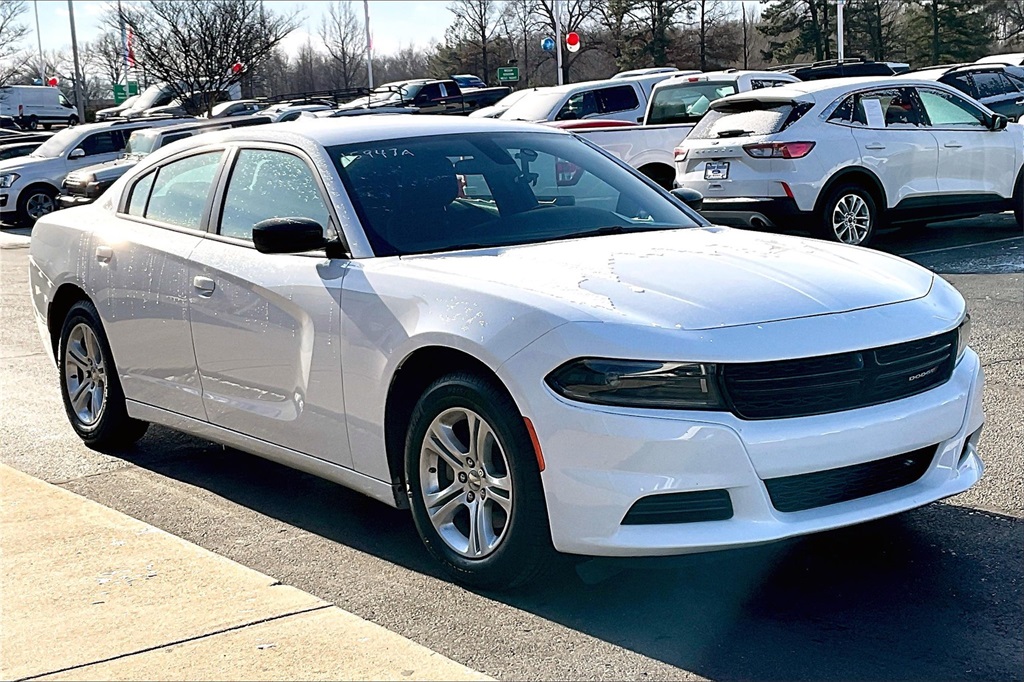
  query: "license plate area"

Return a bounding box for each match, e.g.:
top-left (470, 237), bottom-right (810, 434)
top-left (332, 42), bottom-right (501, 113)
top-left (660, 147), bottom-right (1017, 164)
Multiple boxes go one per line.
top-left (704, 161), bottom-right (730, 180)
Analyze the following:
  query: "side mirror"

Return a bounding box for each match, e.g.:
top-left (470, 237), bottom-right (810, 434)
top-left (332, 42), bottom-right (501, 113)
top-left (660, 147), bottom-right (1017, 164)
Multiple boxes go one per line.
top-left (671, 187), bottom-right (704, 212)
top-left (252, 217), bottom-right (328, 254)
top-left (68, 148), bottom-right (85, 160)
top-left (989, 113), bottom-right (1008, 130)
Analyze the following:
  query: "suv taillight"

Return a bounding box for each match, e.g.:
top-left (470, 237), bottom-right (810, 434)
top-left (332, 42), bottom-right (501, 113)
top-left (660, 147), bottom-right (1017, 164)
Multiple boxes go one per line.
top-left (743, 142), bottom-right (815, 159)
top-left (673, 146), bottom-right (688, 161)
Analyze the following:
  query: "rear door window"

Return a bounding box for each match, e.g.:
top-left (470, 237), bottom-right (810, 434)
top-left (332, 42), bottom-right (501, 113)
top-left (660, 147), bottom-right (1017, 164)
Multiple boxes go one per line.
top-left (595, 86), bottom-right (640, 115)
top-left (688, 101), bottom-right (812, 139)
top-left (855, 88), bottom-right (922, 128)
top-left (972, 72), bottom-right (1015, 98)
top-left (557, 90), bottom-right (598, 120)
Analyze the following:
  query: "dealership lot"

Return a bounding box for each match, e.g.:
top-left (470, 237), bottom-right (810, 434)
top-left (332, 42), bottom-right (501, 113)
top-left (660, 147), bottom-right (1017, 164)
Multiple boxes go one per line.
top-left (1, 213), bottom-right (1020, 680)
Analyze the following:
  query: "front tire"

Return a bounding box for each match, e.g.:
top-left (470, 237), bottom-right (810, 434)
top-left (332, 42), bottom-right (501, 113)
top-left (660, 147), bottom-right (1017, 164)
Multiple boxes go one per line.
top-left (405, 372), bottom-right (554, 590)
top-left (58, 301), bottom-right (148, 450)
top-left (816, 183), bottom-right (878, 246)
top-left (17, 185), bottom-right (58, 224)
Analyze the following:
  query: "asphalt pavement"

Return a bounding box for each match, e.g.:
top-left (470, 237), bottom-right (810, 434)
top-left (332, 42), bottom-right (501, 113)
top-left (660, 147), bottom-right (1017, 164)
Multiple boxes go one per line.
top-left (1, 216), bottom-right (1021, 681)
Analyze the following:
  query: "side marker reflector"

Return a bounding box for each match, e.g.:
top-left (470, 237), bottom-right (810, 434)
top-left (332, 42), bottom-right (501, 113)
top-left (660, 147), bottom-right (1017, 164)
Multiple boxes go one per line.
top-left (523, 417), bottom-right (545, 472)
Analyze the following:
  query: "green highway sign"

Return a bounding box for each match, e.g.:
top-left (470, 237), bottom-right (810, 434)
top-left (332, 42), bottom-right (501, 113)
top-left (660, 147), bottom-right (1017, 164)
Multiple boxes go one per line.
top-left (113, 82), bottom-right (140, 104)
top-left (497, 67), bottom-right (520, 82)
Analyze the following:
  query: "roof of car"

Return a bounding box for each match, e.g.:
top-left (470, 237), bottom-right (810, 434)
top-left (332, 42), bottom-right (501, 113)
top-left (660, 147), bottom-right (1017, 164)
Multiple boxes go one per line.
top-left (906, 63), bottom-right (1018, 79)
top-left (184, 115), bottom-right (559, 150)
top-left (654, 70), bottom-right (799, 88)
top-left (709, 77), bottom-right (960, 106)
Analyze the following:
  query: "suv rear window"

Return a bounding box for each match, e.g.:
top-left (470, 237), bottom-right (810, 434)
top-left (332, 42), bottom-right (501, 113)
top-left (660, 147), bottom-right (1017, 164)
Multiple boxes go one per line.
top-left (688, 101), bottom-right (813, 139)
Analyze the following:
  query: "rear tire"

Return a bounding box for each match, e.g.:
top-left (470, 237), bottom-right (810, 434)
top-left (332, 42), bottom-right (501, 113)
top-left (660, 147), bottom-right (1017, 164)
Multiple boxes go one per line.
top-left (405, 372), bottom-right (555, 590)
top-left (816, 183), bottom-right (878, 247)
top-left (58, 301), bottom-right (149, 450)
top-left (26, 115), bottom-right (38, 130)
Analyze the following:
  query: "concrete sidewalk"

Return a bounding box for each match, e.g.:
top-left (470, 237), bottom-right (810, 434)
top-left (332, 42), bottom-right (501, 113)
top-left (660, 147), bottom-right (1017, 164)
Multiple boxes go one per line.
top-left (0, 464), bottom-right (490, 681)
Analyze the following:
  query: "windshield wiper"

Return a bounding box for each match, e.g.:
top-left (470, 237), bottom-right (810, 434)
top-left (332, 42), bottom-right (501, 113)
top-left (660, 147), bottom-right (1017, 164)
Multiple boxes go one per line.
top-left (716, 129), bottom-right (752, 138)
top-left (539, 224), bottom-right (667, 243)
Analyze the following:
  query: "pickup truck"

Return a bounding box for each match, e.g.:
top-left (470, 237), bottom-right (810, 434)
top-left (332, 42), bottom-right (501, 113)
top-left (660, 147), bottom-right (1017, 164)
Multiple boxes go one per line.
top-left (338, 79), bottom-right (511, 115)
top-left (557, 70), bottom-right (800, 189)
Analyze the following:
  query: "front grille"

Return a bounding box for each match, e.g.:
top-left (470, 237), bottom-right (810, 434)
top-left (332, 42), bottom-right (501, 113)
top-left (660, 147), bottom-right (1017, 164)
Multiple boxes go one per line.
top-left (764, 445), bottom-right (936, 513)
top-left (721, 330), bottom-right (957, 420)
top-left (622, 489), bottom-right (733, 525)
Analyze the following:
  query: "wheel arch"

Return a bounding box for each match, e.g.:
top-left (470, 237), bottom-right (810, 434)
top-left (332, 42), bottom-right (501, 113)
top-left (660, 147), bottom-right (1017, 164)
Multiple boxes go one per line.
top-left (383, 345), bottom-right (518, 507)
top-left (814, 167), bottom-right (888, 215)
top-left (47, 283), bottom-right (91, 358)
top-left (18, 181), bottom-right (62, 207)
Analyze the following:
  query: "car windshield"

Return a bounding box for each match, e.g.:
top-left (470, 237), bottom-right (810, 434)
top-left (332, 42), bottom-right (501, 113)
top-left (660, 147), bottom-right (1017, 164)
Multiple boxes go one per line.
top-left (31, 127), bottom-right (81, 158)
top-left (123, 130), bottom-right (160, 157)
top-left (499, 92), bottom-right (564, 121)
top-left (327, 131), bottom-right (699, 257)
top-left (646, 81), bottom-right (738, 124)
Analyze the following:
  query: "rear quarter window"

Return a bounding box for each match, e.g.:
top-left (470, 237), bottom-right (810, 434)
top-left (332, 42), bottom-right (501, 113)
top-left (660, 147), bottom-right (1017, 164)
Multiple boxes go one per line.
top-left (688, 101), bottom-right (813, 139)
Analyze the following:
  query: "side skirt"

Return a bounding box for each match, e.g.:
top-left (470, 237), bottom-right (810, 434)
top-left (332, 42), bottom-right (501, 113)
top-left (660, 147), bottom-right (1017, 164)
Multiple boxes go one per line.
top-left (126, 400), bottom-right (405, 509)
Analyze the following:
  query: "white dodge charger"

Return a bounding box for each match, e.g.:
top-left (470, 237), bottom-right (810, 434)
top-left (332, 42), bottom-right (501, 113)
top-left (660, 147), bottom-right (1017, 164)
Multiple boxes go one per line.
top-left (28, 116), bottom-right (983, 589)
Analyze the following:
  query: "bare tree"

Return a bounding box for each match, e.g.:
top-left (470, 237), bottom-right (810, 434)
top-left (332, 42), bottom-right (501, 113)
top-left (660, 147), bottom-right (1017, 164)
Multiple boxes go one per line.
top-left (626, 0), bottom-right (692, 67)
top-left (85, 30), bottom-right (127, 92)
top-left (689, 0), bottom-right (730, 70)
top-left (448, 0), bottom-right (502, 84)
top-left (499, 0), bottom-right (540, 86)
top-left (0, 0), bottom-right (29, 88)
top-left (112, 0), bottom-right (299, 115)
top-left (320, 1), bottom-right (365, 90)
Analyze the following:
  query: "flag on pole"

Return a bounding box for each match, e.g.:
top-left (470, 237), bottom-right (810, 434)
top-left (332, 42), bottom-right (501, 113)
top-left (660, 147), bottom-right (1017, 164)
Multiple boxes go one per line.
top-left (127, 28), bottom-right (136, 67)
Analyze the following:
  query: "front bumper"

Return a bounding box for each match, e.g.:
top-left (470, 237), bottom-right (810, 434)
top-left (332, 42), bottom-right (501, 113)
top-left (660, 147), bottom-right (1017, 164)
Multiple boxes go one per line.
top-left (699, 196), bottom-right (811, 230)
top-left (501, 339), bottom-right (984, 557)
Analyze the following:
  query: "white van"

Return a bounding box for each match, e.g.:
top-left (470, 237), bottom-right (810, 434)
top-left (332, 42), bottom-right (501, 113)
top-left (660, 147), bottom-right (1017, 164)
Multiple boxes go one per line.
top-left (0, 86), bottom-right (78, 130)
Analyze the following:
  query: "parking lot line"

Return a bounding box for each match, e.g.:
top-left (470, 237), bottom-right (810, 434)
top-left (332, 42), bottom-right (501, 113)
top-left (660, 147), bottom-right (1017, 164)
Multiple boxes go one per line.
top-left (899, 235), bottom-right (1024, 257)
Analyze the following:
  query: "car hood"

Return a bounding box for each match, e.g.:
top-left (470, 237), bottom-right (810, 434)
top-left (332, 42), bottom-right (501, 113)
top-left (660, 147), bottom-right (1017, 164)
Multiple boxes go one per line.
top-left (399, 227), bottom-right (934, 330)
top-left (0, 156), bottom-right (51, 173)
top-left (67, 158), bottom-right (137, 181)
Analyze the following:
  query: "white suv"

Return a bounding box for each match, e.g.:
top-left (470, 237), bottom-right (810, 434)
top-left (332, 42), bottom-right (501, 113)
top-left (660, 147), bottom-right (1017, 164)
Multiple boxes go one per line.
top-left (0, 118), bottom-right (188, 224)
top-left (674, 77), bottom-right (1024, 246)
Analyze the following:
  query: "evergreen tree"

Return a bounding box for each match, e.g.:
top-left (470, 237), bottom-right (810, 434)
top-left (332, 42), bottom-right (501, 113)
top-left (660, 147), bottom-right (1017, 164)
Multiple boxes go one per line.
top-left (903, 0), bottom-right (991, 66)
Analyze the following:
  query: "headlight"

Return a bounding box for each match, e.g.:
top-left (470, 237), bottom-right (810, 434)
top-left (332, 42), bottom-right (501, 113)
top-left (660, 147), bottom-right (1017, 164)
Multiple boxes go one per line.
top-left (546, 358), bottom-right (724, 409)
top-left (0, 173), bottom-right (19, 189)
top-left (956, 313), bottom-right (971, 363)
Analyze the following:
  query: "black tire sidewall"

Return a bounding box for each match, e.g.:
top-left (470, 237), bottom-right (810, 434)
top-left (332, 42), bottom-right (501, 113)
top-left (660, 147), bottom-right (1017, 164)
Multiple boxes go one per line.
top-left (17, 186), bottom-right (57, 224)
top-left (818, 184), bottom-right (878, 246)
top-left (404, 373), bottom-right (552, 588)
top-left (58, 301), bottom-right (145, 448)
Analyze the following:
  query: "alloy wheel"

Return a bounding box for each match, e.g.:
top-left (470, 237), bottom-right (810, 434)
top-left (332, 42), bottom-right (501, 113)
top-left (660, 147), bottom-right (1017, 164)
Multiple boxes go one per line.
top-left (64, 322), bottom-right (107, 427)
top-left (26, 192), bottom-right (55, 220)
top-left (831, 193), bottom-right (871, 245)
top-left (419, 407), bottom-right (513, 559)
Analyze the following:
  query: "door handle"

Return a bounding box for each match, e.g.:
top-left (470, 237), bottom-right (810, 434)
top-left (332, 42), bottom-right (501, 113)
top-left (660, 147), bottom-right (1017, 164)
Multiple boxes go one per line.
top-left (192, 275), bottom-right (216, 296)
top-left (944, 142), bottom-right (963, 148)
top-left (1015, 99), bottom-right (1024, 106)
top-left (864, 143), bottom-right (886, 150)
top-left (95, 245), bottom-right (113, 263)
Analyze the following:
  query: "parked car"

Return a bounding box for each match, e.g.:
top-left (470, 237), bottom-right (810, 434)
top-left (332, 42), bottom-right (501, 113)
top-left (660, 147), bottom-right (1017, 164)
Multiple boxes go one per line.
top-left (0, 141), bottom-right (41, 161)
top-left (468, 89), bottom-right (535, 118)
top-left (0, 85), bottom-right (79, 130)
top-left (976, 53), bottom-right (1024, 66)
top-left (674, 77), bottom-right (1023, 246)
top-left (499, 73), bottom-right (680, 123)
top-left (339, 78), bottom-right (511, 115)
top-left (60, 116), bottom-right (270, 208)
top-left (95, 95), bottom-right (140, 122)
top-left (559, 71), bottom-right (800, 189)
top-left (207, 99), bottom-right (267, 118)
top-left (775, 57), bottom-right (897, 81)
top-left (119, 83), bottom-right (179, 118)
top-left (263, 103), bottom-right (335, 122)
top-left (904, 63), bottom-right (1024, 121)
top-left (451, 74), bottom-right (487, 89)
top-left (29, 116), bottom-right (982, 589)
top-left (0, 118), bottom-right (187, 224)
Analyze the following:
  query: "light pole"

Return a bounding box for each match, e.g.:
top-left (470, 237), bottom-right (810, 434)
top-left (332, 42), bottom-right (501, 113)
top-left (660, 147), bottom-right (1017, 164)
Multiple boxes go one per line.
top-left (33, 0), bottom-right (44, 83)
top-left (836, 0), bottom-right (846, 62)
top-left (67, 0), bottom-right (86, 123)
top-left (363, 0), bottom-right (374, 90)
top-left (553, 0), bottom-right (563, 85)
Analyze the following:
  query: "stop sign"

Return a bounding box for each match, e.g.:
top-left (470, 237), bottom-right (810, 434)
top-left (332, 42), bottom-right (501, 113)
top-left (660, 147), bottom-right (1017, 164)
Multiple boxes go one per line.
top-left (566, 32), bottom-right (580, 53)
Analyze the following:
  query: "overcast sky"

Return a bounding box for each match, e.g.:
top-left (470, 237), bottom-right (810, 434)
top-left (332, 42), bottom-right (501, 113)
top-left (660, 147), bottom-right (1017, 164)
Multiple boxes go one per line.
top-left (31, 0), bottom-right (453, 59)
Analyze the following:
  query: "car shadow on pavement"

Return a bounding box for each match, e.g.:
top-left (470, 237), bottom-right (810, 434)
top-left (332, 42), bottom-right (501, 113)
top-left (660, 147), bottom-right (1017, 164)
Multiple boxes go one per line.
top-left (107, 428), bottom-right (1023, 681)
